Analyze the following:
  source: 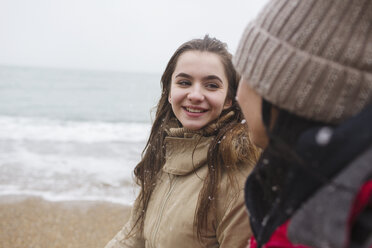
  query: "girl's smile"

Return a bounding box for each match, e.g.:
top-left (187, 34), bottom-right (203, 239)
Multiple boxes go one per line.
top-left (183, 106), bottom-right (208, 117)
top-left (169, 51), bottom-right (231, 130)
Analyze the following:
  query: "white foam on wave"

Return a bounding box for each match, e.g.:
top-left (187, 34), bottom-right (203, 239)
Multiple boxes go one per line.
top-left (0, 186), bottom-right (139, 205)
top-left (0, 143), bottom-right (141, 205)
top-left (0, 115), bottom-right (151, 143)
top-left (0, 115), bottom-right (149, 205)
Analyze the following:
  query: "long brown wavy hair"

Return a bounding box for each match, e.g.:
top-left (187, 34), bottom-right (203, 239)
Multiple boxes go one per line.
top-left (130, 35), bottom-right (259, 243)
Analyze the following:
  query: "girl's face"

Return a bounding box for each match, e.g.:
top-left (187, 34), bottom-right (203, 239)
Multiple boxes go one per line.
top-left (237, 77), bottom-right (269, 148)
top-left (168, 51), bottom-right (231, 130)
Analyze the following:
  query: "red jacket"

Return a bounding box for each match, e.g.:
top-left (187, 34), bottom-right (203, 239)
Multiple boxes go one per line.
top-left (248, 181), bottom-right (372, 248)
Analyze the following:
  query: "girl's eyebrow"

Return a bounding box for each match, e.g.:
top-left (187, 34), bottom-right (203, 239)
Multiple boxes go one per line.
top-left (203, 75), bottom-right (223, 84)
top-left (175, 73), bottom-right (223, 84)
top-left (175, 73), bottom-right (193, 79)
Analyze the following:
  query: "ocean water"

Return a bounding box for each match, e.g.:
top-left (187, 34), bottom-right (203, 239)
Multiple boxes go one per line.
top-left (0, 65), bottom-right (161, 205)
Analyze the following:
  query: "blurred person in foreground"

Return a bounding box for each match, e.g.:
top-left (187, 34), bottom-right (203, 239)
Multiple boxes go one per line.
top-left (234, 0), bottom-right (372, 247)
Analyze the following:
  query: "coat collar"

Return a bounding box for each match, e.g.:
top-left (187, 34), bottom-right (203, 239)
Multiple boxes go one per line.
top-left (165, 111), bottom-right (234, 137)
top-left (163, 135), bottom-right (213, 176)
top-left (162, 111), bottom-right (234, 176)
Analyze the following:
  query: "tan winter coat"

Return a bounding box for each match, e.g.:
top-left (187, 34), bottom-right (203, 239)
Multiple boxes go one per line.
top-left (105, 133), bottom-right (253, 248)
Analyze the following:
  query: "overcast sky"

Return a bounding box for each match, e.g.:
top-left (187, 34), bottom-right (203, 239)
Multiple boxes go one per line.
top-left (0, 0), bottom-right (269, 74)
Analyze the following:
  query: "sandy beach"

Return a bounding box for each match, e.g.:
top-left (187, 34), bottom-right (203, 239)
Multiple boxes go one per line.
top-left (0, 195), bottom-right (131, 248)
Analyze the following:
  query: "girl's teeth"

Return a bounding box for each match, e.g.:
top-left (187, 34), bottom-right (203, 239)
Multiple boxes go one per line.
top-left (186, 108), bottom-right (204, 113)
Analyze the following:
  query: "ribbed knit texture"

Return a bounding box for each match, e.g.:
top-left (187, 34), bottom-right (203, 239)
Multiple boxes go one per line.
top-left (234, 0), bottom-right (372, 124)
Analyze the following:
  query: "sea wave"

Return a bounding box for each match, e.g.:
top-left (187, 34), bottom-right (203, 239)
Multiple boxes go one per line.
top-left (0, 115), bottom-right (149, 205)
top-left (0, 115), bottom-right (151, 143)
top-left (0, 185), bottom-right (139, 205)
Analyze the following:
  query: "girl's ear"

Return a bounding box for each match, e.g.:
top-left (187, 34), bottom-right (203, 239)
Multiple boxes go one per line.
top-left (223, 98), bottom-right (232, 109)
top-left (168, 95), bottom-right (172, 104)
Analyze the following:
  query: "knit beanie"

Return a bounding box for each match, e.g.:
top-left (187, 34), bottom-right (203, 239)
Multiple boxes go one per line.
top-left (234, 0), bottom-right (372, 124)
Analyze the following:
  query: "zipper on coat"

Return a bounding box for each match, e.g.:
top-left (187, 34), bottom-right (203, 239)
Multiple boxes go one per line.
top-left (149, 176), bottom-right (179, 248)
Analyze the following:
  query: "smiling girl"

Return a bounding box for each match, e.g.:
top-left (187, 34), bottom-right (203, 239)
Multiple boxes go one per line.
top-left (105, 35), bottom-right (259, 248)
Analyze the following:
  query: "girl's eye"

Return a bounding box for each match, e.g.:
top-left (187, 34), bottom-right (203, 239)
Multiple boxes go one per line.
top-left (206, 82), bottom-right (220, 89)
top-left (177, 80), bottom-right (191, 86)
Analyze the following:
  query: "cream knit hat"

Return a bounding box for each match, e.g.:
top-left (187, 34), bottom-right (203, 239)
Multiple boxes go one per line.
top-left (234, 0), bottom-right (372, 124)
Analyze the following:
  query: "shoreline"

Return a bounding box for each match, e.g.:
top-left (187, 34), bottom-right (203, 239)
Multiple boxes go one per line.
top-left (0, 195), bottom-right (131, 248)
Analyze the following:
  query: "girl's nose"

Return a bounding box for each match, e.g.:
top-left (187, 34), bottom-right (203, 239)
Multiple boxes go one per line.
top-left (187, 85), bottom-right (204, 102)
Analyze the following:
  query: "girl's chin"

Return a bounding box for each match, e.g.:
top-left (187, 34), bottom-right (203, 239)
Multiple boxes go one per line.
top-left (181, 122), bottom-right (207, 131)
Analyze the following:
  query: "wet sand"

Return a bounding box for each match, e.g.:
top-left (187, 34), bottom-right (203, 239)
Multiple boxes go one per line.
top-left (0, 195), bottom-right (131, 248)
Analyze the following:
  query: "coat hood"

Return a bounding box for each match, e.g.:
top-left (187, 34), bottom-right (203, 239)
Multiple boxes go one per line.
top-left (245, 104), bottom-right (372, 247)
